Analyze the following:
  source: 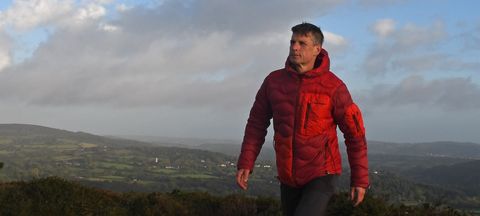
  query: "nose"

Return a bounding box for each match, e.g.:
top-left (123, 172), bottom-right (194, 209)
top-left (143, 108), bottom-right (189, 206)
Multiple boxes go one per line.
top-left (291, 42), bottom-right (300, 51)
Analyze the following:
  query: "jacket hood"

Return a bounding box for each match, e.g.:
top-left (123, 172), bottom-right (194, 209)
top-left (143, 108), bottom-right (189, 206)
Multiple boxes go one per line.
top-left (285, 48), bottom-right (331, 78)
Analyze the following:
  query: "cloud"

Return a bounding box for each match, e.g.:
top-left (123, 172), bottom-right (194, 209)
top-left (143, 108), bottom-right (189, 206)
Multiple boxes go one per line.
top-left (323, 31), bottom-right (348, 53)
top-left (390, 53), bottom-right (480, 73)
top-left (461, 22), bottom-right (480, 50)
top-left (0, 0), bottom-right (116, 72)
top-left (361, 20), bottom-right (448, 76)
top-left (395, 22), bottom-right (446, 50)
top-left (361, 75), bottom-right (480, 111)
top-left (0, 32), bottom-right (12, 71)
top-left (358, 0), bottom-right (408, 7)
top-left (98, 23), bottom-right (120, 32)
top-left (72, 3), bottom-right (106, 23)
top-left (116, 3), bottom-right (131, 12)
top-left (0, 0), bottom-right (345, 110)
top-left (114, 0), bottom-right (344, 40)
top-left (0, 0), bottom-right (74, 31)
top-left (0, 0), bottom-right (115, 32)
top-left (372, 19), bottom-right (395, 38)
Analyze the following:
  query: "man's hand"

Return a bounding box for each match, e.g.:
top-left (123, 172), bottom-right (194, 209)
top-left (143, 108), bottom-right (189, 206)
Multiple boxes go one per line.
top-left (350, 187), bottom-right (366, 207)
top-left (236, 169), bottom-right (250, 190)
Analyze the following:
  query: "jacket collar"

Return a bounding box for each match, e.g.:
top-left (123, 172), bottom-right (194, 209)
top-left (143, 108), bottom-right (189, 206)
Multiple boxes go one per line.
top-left (285, 48), bottom-right (331, 78)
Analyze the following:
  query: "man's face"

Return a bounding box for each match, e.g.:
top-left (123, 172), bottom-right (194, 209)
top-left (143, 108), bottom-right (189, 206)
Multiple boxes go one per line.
top-left (288, 33), bottom-right (321, 68)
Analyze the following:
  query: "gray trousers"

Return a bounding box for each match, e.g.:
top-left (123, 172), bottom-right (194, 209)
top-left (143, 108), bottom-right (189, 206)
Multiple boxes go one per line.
top-left (281, 175), bottom-right (339, 216)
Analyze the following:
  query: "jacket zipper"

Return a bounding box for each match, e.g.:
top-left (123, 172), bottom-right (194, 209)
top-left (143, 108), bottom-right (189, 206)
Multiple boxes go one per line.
top-left (292, 77), bottom-right (303, 184)
top-left (304, 103), bottom-right (311, 129)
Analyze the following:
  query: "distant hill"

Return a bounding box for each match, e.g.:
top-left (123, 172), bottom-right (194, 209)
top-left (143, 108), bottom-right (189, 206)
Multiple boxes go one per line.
top-left (0, 123), bottom-right (155, 148)
top-left (368, 154), bottom-right (472, 172)
top-left (192, 140), bottom-right (480, 163)
top-left (368, 141), bottom-right (480, 159)
top-left (0, 124), bottom-right (278, 197)
top-left (344, 170), bottom-right (480, 209)
top-left (403, 160), bottom-right (480, 197)
top-left (186, 139), bottom-right (480, 161)
top-left (114, 134), bottom-right (241, 147)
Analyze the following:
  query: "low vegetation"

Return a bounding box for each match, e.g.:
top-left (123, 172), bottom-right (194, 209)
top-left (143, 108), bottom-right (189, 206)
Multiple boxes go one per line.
top-left (0, 177), bottom-right (469, 216)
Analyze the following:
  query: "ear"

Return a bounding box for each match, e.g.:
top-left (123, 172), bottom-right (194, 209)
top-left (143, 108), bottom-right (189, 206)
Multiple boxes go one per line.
top-left (314, 44), bottom-right (322, 55)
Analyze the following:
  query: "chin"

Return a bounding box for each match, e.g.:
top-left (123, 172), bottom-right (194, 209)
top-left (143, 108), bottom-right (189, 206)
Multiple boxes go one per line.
top-left (288, 57), bottom-right (299, 64)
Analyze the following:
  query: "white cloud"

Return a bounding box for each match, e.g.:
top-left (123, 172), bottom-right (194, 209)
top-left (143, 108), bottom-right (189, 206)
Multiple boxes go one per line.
top-left (0, 32), bottom-right (12, 71)
top-left (361, 75), bottom-right (480, 111)
top-left (324, 31), bottom-right (347, 46)
top-left (73, 3), bottom-right (106, 23)
top-left (0, 0), bottom-right (345, 109)
top-left (90, 0), bottom-right (114, 4)
top-left (0, 51), bottom-right (11, 71)
top-left (3, 0), bottom-right (405, 142)
top-left (99, 23), bottom-right (120, 32)
top-left (372, 18), bottom-right (395, 38)
top-left (116, 3), bottom-right (131, 12)
top-left (0, 0), bottom-right (117, 72)
top-left (390, 53), bottom-right (480, 73)
top-left (323, 31), bottom-right (348, 53)
top-left (0, 0), bottom-right (74, 31)
top-left (396, 22), bottom-right (445, 49)
top-left (365, 103), bottom-right (480, 143)
top-left (0, 0), bottom-right (478, 144)
top-left (0, 12), bottom-right (6, 27)
top-left (361, 21), bottom-right (447, 76)
top-left (358, 0), bottom-right (408, 7)
top-left (246, 31), bottom-right (290, 46)
top-left (0, 0), bottom-right (116, 32)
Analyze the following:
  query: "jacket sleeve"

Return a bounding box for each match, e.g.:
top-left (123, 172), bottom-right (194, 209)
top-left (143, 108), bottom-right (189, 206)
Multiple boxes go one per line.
top-left (237, 77), bottom-right (273, 171)
top-left (333, 84), bottom-right (369, 188)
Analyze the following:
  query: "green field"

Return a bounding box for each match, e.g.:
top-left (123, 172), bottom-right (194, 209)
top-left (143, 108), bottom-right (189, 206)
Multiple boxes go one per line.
top-left (98, 162), bottom-right (134, 170)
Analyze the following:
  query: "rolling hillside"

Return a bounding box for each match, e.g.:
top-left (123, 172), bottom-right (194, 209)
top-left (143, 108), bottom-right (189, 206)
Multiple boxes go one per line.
top-left (0, 124), bottom-right (278, 196)
top-left (0, 124), bottom-right (479, 210)
top-left (403, 160), bottom-right (480, 197)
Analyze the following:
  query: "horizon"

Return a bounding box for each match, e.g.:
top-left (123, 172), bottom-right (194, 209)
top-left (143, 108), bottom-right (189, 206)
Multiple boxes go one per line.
top-left (1, 123), bottom-right (479, 146)
top-left (0, 0), bottom-right (479, 144)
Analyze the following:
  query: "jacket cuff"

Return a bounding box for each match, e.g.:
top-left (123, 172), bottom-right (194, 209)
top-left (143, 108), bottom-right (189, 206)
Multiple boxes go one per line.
top-left (350, 181), bottom-right (369, 189)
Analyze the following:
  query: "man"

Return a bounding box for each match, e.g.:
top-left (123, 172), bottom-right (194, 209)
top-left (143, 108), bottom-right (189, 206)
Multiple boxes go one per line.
top-left (236, 23), bottom-right (369, 216)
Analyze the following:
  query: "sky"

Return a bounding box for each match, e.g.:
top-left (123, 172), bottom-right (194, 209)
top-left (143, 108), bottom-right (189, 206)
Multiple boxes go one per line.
top-left (0, 0), bottom-right (479, 144)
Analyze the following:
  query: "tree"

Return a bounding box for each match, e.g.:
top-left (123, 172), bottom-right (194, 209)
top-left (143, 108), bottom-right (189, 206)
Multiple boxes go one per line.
top-left (0, 162), bottom-right (3, 169)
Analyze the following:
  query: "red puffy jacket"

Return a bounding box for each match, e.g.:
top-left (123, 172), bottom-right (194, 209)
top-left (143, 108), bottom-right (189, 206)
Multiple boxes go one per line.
top-left (237, 49), bottom-right (369, 188)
